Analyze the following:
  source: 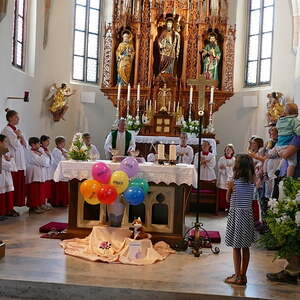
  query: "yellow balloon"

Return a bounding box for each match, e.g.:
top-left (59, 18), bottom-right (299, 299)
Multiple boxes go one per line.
top-left (84, 197), bottom-right (100, 205)
top-left (109, 170), bottom-right (129, 194)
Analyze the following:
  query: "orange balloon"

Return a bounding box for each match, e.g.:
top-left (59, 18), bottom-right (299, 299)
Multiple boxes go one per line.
top-left (80, 180), bottom-right (102, 201)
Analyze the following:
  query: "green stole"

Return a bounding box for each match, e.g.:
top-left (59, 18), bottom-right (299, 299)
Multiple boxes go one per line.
top-left (111, 130), bottom-right (132, 156)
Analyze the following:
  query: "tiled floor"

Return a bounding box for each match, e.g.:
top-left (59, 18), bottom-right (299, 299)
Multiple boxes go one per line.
top-left (0, 208), bottom-right (299, 300)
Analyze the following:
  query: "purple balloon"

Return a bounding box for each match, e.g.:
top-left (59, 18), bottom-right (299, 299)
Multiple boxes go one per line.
top-left (120, 157), bottom-right (139, 178)
top-left (92, 162), bottom-right (112, 184)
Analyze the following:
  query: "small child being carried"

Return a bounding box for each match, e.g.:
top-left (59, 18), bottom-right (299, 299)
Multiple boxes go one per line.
top-left (274, 103), bottom-right (300, 177)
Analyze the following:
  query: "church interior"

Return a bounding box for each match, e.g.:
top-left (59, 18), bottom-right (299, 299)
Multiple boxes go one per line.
top-left (0, 0), bottom-right (300, 299)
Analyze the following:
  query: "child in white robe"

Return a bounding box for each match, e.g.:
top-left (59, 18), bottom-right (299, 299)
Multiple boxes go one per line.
top-left (40, 135), bottom-right (53, 208)
top-left (0, 134), bottom-right (14, 219)
top-left (1, 109), bottom-right (27, 215)
top-left (194, 140), bottom-right (216, 181)
top-left (217, 144), bottom-right (235, 211)
top-left (83, 133), bottom-right (100, 160)
top-left (26, 137), bottom-right (50, 214)
top-left (50, 136), bottom-right (69, 206)
top-left (176, 132), bottom-right (194, 164)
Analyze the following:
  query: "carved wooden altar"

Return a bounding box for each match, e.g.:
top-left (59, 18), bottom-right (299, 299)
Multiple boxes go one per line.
top-left (100, 0), bottom-right (236, 134)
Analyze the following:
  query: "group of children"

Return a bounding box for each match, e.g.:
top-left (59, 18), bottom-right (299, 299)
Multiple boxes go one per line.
top-left (0, 109), bottom-right (99, 218)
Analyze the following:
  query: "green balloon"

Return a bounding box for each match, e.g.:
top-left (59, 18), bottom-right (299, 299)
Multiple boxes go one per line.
top-left (129, 178), bottom-right (149, 194)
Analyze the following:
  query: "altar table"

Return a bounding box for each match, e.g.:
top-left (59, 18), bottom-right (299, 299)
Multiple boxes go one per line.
top-left (54, 160), bottom-right (197, 244)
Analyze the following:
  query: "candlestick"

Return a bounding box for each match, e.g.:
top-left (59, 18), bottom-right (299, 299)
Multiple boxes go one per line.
top-left (127, 84), bottom-right (131, 102)
top-left (117, 84), bottom-right (121, 100)
top-left (137, 84), bottom-right (140, 101)
top-left (210, 86), bottom-right (215, 105)
top-left (189, 86), bottom-right (193, 104)
top-left (169, 144), bottom-right (177, 161)
top-left (157, 144), bottom-right (165, 160)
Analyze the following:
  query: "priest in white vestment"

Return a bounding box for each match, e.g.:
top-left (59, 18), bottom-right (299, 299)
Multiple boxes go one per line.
top-left (104, 118), bottom-right (136, 159)
top-left (176, 132), bottom-right (194, 164)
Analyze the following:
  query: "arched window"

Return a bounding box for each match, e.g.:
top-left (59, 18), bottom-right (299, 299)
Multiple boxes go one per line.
top-left (12, 0), bottom-right (27, 69)
top-left (73, 0), bottom-right (101, 83)
top-left (245, 0), bottom-right (274, 86)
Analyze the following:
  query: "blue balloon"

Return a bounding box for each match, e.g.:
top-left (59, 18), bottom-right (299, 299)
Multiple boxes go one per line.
top-left (123, 186), bottom-right (145, 206)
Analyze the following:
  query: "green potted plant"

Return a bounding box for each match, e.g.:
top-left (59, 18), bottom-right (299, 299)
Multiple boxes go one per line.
top-left (68, 132), bottom-right (91, 161)
top-left (126, 115), bottom-right (143, 136)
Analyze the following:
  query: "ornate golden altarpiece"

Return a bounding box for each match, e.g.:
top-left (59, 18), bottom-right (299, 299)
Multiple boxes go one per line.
top-left (100, 0), bottom-right (236, 135)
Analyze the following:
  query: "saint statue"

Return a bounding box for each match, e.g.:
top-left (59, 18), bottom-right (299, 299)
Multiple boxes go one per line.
top-left (202, 33), bottom-right (221, 81)
top-left (46, 83), bottom-right (75, 122)
top-left (116, 30), bottom-right (135, 86)
top-left (266, 92), bottom-right (284, 125)
top-left (157, 17), bottom-right (180, 76)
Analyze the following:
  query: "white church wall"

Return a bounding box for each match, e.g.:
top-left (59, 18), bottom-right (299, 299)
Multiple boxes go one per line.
top-left (214, 0), bottom-right (297, 155)
top-left (0, 0), bottom-right (114, 157)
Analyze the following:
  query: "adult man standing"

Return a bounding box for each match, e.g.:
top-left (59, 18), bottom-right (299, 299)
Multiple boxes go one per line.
top-left (104, 118), bottom-right (136, 159)
top-left (266, 136), bottom-right (300, 284)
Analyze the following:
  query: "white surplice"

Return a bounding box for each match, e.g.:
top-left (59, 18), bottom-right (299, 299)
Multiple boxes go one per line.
top-left (217, 156), bottom-right (235, 189)
top-left (194, 152), bottom-right (216, 181)
top-left (89, 144), bottom-right (100, 159)
top-left (176, 145), bottom-right (194, 164)
top-left (25, 150), bottom-right (50, 184)
top-left (1, 125), bottom-right (27, 171)
top-left (0, 157), bottom-right (15, 194)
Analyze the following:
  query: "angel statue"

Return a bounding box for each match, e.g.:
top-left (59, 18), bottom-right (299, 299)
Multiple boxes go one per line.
top-left (45, 83), bottom-right (75, 122)
top-left (116, 30), bottom-right (135, 86)
top-left (202, 32), bottom-right (221, 81)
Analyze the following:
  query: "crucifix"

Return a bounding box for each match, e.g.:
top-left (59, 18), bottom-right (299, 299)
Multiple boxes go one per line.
top-left (187, 75), bottom-right (218, 114)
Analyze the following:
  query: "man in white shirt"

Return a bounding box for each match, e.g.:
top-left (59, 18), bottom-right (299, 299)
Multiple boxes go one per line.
top-left (83, 133), bottom-right (100, 160)
top-left (104, 118), bottom-right (136, 159)
top-left (176, 132), bottom-right (194, 164)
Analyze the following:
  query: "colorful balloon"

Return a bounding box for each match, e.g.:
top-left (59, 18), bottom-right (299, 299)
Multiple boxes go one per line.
top-left (120, 157), bottom-right (139, 178)
top-left (129, 178), bottom-right (149, 194)
top-left (80, 180), bottom-right (102, 201)
top-left (97, 184), bottom-right (118, 204)
top-left (123, 186), bottom-right (145, 206)
top-left (92, 162), bottom-right (112, 184)
top-left (109, 170), bottom-right (129, 194)
top-left (84, 197), bottom-right (100, 205)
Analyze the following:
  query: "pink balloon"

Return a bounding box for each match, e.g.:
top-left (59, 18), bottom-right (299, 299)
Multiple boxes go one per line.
top-left (120, 157), bottom-right (139, 178)
top-left (92, 162), bottom-right (112, 184)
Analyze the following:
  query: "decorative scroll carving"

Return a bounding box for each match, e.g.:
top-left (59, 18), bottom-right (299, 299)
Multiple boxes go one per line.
top-left (102, 24), bottom-right (113, 88)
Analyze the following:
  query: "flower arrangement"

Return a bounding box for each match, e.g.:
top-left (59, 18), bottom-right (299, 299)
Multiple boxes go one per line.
top-left (68, 133), bottom-right (91, 161)
top-left (260, 177), bottom-right (300, 259)
top-left (181, 120), bottom-right (200, 135)
top-left (126, 115), bottom-right (143, 131)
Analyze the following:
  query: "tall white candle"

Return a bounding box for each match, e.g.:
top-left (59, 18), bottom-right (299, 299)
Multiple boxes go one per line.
top-left (127, 84), bottom-right (131, 102)
top-left (169, 144), bottom-right (177, 161)
top-left (210, 86), bottom-right (215, 104)
top-left (168, 101), bottom-right (171, 112)
top-left (146, 100), bottom-right (148, 111)
top-left (189, 86), bottom-right (193, 104)
top-left (137, 84), bottom-right (140, 101)
top-left (149, 100), bottom-right (152, 111)
top-left (117, 84), bottom-right (121, 100)
top-left (154, 100), bottom-right (157, 112)
top-left (158, 144), bottom-right (165, 160)
top-left (177, 102), bottom-right (179, 112)
top-left (173, 101), bottom-right (176, 112)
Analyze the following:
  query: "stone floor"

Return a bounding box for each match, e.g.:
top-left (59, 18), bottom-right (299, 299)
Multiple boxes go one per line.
top-left (0, 208), bottom-right (299, 300)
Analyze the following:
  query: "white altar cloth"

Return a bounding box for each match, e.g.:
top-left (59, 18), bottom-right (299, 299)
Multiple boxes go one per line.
top-left (135, 136), bottom-right (217, 155)
top-left (54, 160), bottom-right (197, 186)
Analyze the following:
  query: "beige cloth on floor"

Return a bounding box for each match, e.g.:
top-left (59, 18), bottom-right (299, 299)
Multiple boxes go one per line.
top-left (60, 226), bottom-right (175, 265)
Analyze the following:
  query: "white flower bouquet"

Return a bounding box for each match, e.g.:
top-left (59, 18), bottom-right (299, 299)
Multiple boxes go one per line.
top-left (181, 119), bottom-right (200, 135)
top-left (126, 115), bottom-right (143, 131)
top-left (68, 132), bottom-right (91, 161)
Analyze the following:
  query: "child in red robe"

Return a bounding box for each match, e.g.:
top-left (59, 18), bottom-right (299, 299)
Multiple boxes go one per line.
top-left (40, 135), bottom-right (53, 209)
top-left (26, 137), bottom-right (50, 214)
top-left (50, 136), bottom-right (69, 206)
top-left (1, 109), bottom-right (27, 216)
top-left (0, 135), bottom-right (14, 220)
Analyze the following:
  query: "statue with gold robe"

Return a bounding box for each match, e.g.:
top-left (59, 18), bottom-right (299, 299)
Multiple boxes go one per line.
top-left (116, 30), bottom-right (135, 86)
top-left (46, 83), bottom-right (75, 122)
top-left (158, 18), bottom-right (180, 76)
top-left (202, 33), bottom-right (221, 81)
